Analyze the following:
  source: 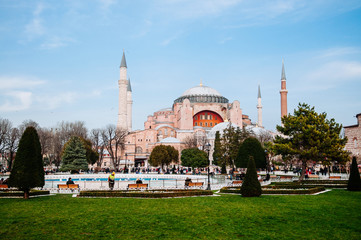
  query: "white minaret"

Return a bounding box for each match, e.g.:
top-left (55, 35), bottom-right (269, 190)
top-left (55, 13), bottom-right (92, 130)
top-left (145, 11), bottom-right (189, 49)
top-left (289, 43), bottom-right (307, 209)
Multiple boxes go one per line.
top-left (117, 51), bottom-right (128, 130)
top-left (126, 78), bottom-right (133, 132)
top-left (257, 84), bottom-right (263, 127)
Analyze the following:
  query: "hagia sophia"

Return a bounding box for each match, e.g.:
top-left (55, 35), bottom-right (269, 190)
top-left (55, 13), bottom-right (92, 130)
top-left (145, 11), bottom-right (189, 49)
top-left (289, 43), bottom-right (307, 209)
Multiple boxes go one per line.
top-left (103, 52), bottom-right (289, 169)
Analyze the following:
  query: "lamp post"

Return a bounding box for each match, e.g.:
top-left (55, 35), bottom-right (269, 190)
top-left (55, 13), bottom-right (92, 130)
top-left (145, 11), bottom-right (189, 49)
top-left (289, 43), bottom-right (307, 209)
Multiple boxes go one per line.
top-left (205, 142), bottom-right (211, 190)
top-left (125, 153), bottom-right (128, 173)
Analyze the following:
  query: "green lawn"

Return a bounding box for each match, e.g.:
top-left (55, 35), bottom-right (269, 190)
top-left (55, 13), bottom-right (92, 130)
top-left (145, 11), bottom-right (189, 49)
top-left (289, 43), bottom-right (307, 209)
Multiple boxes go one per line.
top-left (1, 190), bottom-right (360, 239)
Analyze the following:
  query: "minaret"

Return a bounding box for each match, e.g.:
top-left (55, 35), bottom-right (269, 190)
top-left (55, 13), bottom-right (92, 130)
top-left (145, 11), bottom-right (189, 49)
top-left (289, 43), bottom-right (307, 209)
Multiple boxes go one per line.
top-left (127, 78), bottom-right (133, 132)
top-left (257, 84), bottom-right (263, 127)
top-left (117, 50), bottom-right (128, 130)
top-left (280, 59), bottom-right (288, 118)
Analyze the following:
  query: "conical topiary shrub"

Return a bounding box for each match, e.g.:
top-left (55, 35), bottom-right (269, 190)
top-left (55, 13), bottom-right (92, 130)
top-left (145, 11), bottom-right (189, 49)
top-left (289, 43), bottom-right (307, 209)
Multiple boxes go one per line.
top-left (8, 126), bottom-right (44, 199)
top-left (240, 156), bottom-right (262, 197)
top-left (347, 157), bottom-right (361, 191)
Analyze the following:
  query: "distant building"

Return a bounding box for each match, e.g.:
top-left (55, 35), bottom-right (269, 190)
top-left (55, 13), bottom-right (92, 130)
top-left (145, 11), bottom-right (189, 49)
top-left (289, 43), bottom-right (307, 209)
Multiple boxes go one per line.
top-left (344, 113), bottom-right (361, 163)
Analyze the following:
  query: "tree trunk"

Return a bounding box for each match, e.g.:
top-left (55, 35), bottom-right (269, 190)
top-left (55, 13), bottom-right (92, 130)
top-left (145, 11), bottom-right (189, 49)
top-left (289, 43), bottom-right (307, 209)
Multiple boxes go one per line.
top-left (299, 161), bottom-right (306, 181)
top-left (24, 189), bottom-right (30, 199)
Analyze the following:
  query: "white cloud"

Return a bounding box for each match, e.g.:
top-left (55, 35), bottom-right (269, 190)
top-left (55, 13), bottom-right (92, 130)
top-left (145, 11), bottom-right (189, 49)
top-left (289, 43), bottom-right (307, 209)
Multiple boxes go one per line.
top-left (308, 61), bottom-right (361, 82)
top-left (35, 92), bottom-right (77, 110)
top-left (0, 91), bottom-right (32, 112)
top-left (25, 3), bottom-right (45, 38)
top-left (40, 36), bottom-right (75, 50)
top-left (316, 47), bottom-right (361, 59)
top-left (161, 31), bottom-right (183, 46)
top-left (0, 76), bottom-right (45, 90)
top-left (98, 0), bottom-right (116, 9)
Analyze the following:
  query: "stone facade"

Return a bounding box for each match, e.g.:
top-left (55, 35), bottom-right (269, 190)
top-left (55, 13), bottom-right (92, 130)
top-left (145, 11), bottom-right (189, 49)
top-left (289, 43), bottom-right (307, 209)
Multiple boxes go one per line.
top-left (344, 113), bottom-right (361, 163)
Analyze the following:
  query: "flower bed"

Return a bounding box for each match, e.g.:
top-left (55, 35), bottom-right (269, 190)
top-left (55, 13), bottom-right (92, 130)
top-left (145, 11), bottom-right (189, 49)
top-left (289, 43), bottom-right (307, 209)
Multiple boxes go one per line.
top-left (78, 189), bottom-right (213, 198)
top-left (0, 189), bottom-right (50, 197)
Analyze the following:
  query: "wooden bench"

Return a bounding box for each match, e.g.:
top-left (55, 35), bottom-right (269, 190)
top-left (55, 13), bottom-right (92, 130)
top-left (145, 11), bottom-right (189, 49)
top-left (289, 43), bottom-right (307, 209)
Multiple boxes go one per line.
top-left (280, 176), bottom-right (293, 179)
top-left (57, 184), bottom-right (80, 190)
top-left (308, 175), bottom-right (319, 179)
top-left (0, 184), bottom-right (8, 189)
top-left (127, 183), bottom-right (148, 190)
top-left (329, 176), bottom-right (341, 179)
top-left (228, 180), bottom-right (243, 186)
top-left (186, 182), bottom-right (204, 189)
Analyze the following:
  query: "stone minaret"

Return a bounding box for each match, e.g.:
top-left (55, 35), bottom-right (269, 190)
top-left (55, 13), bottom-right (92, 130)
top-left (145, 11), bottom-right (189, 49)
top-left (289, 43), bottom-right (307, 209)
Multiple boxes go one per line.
top-left (257, 84), bottom-right (263, 127)
top-left (117, 51), bottom-right (128, 130)
top-left (280, 59), bottom-right (288, 118)
top-left (127, 78), bottom-right (133, 132)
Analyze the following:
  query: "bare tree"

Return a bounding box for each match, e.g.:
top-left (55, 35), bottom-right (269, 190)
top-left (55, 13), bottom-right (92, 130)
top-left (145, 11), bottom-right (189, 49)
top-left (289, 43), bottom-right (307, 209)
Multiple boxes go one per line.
top-left (57, 121), bottom-right (88, 140)
top-left (38, 127), bottom-right (53, 165)
top-left (102, 125), bottom-right (127, 170)
top-left (0, 119), bottom-right (20, 170)
top-left (255, 129), bottom-right (273, 146)
top-left (183, 131), bottom-right (208, 149)
top-left (90, 128), bottom-right (106, 168)
top-left (18, 119), bottom-right (39, 135)
top-left (0, 118), bottom-right (12, 154)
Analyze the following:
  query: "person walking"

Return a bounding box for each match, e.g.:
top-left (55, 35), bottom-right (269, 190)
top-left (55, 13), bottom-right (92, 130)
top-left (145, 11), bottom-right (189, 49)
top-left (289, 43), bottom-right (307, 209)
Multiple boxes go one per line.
top-left (108, 172), bottom-right (115, 190)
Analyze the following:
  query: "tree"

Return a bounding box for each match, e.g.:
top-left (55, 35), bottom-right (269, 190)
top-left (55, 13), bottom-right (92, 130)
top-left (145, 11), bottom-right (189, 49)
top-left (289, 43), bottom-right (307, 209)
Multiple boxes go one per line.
top-left (102, 125), bottom-right (127, 170)
top-left (236, 137), bottom-right (266, 169)
top-left (181, 148), bottom-right (208, 169)
top-left (240, 156), bottom-right (262, 197)
top-left (212, 131), bottom-right (224, 171)
top-left (90, 128), bottom-right (106, 168)
top-left (8, 127), bottom-right (44, 199)
top-left (80, 137), bottom-right (99, 165)
top-left (60, 136), bottom-right (88, 173)
top-left (347, 157), bottom-right (361, 191)
top-left (273, 103), bottom-right (349, 180)
top-left (149, 145), bottom-right (179, 169)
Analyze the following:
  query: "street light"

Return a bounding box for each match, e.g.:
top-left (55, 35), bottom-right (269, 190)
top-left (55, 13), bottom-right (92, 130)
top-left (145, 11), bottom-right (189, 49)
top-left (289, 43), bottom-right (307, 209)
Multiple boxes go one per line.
top-left (125, 153), bottom-right (128, 173)
top-left (205, 142), bottom-right (211, 190)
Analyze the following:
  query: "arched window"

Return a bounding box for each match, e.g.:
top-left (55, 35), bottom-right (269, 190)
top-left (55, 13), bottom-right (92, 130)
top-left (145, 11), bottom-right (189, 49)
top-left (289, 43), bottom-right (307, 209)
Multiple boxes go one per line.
top-left (136, 147), bottom-right (143, 154)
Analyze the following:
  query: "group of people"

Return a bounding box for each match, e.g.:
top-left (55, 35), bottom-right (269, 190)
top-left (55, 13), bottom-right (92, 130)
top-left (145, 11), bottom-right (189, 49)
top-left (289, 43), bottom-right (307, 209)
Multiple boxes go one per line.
top-left (0, 178), bottom-right (8, 185)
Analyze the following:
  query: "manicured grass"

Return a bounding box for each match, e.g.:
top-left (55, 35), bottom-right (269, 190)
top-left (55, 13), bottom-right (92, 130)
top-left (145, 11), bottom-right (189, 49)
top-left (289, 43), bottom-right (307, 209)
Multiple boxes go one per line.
top-left (1, 190), bottom-right (360, 239)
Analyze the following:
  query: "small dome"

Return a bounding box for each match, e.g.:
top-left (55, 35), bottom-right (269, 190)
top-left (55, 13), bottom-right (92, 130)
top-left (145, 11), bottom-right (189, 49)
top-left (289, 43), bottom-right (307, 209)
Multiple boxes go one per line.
top-left (207, 122), bottom-right (240, 139)
top-left (160, 137), bottom-right (181, 143)
top-left (181, 85), bottom-right (222, 97)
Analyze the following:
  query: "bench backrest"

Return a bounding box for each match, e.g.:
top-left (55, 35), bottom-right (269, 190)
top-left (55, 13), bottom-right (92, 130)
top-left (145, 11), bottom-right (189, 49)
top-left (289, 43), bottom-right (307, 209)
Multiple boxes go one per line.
top-left (128, 184), bottom-right (148, 188)
top-left (232, 181), bottom-right (243, 184)
top-left (189, 182), bottom-right (203, 186)
top-left (58, 184), bottom-right (79, 189)
top-left (329, 176), bottom-right (341, 179)
top-left (0, 184), bottom-right (8, 188)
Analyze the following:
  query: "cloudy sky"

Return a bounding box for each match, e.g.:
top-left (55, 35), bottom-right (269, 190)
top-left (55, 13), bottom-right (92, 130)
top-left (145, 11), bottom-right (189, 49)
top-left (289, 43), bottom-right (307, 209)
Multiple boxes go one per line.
top-left (1, 0), bottom-right (360, 131)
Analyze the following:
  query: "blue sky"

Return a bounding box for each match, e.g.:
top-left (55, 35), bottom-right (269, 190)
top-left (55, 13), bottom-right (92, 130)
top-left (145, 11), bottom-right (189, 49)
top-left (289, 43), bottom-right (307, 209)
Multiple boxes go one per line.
top-left (0, 0), bottom-right (361, 132)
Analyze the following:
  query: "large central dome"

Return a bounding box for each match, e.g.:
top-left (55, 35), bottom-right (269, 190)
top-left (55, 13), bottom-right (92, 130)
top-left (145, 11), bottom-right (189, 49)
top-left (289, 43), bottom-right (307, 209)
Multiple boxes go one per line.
top-left (181, 85), bottom-right (222, 97)
top-left (174, 84), bottom-right (229, 104)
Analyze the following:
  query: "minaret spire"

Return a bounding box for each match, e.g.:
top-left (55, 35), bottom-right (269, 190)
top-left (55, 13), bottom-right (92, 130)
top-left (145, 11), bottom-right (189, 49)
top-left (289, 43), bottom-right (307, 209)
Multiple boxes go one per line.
top-left (120, 50), bottom-right (127, 68)
top-left (280, 59), bottom-right (288, 119)
top-left (118, 50), bottom-right (129, 131)
top-left (257, 84), bottom-right (263, 127)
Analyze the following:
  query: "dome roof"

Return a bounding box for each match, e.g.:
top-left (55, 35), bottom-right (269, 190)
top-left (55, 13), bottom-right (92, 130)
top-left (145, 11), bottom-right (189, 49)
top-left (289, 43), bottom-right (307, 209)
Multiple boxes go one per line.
top-left (174, 84), bottom-right (228, 104)
top-left (207, 122), bottom-right (240, 139)
top-left (181, 85), bottom-right (222, 97)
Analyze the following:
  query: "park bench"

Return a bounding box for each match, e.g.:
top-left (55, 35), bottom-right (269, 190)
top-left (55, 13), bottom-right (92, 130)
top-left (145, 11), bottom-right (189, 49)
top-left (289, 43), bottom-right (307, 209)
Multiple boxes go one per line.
top-left (228, 180), bottom-right (243, 186)
top-left (307, 175), bottom-right (319, 179)
top-left (280, 176), bottom-right (293, 179)
top-left (127, 183), bottom-right (148, 190)
top-left (186, 182), bottom-right (204, 189)
top-left (57, 184), bottom-right (80, 192)
top-left (0, 184), bottom-right (8, 189)
top-left (329, 176), bottom-right (341, 179)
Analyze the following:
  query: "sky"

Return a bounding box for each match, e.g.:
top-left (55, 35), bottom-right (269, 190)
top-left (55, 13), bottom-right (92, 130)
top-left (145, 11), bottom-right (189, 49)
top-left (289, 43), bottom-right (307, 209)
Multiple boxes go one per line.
top-left (0, 0), bottom-right (361, 132)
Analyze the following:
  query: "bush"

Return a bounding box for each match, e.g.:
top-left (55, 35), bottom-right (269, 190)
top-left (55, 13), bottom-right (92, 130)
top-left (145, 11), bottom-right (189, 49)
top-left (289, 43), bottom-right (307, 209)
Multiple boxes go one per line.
top-left (79, 189), bottom-right (213, 198)
top-left (347, 157), bottom-right (361, 191)
top-left (240, 156), bottom-right (262, 197)
top-left (0, 190), bottom-right (50, 197)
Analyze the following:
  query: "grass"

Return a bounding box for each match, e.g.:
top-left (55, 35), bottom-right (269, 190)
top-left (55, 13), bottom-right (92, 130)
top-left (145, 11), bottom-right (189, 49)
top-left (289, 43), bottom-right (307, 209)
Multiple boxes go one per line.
top-left (1, 190), bottom-right (360, 239)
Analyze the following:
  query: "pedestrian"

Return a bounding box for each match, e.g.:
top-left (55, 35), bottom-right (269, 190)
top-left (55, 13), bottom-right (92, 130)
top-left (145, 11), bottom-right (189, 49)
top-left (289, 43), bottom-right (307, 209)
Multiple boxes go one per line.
top-left (108, 172), bottom-right (115, 190)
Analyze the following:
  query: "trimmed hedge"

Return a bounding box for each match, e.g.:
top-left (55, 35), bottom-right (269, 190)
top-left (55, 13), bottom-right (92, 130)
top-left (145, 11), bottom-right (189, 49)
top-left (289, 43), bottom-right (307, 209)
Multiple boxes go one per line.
top-left (79, 189), bottom-right (213, 198)
top-left (0, 189), bottom-right (50, 197)
top-left (219, 186), bottom-right (325, 195)
top-left (274, 181), bottom-right (347, 188)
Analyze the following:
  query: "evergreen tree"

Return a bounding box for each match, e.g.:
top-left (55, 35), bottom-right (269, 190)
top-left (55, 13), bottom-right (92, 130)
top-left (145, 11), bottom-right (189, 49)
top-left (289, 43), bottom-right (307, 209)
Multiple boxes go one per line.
top-left (80, 137), bottom-right (99, 165)
top-left (212, 131), bottom-right (222, 166)
top-left (8, 127), bottom-right (44, 199)
top-left (347, 157), bottom-right (361, 191)
top-left (60, 136), bottom-right (88, 172)
top-left (181, 148), bottom-right (208, 169)
top-left (273, 103), bottom-right (349, 180)
top-left (236, 137), bottom-right (266, 169)
top-left (240, 156), bottom-right (262, 197)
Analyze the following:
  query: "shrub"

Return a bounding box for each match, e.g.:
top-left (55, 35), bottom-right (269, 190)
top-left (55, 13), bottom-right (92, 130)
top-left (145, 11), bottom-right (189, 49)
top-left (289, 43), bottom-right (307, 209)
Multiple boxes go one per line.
top-left (8, 127), bottom-right (44, 199)
top-left (240, 156), bottom-right (262, 197)
top-left (347, 157), bottom-right (361, 191)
